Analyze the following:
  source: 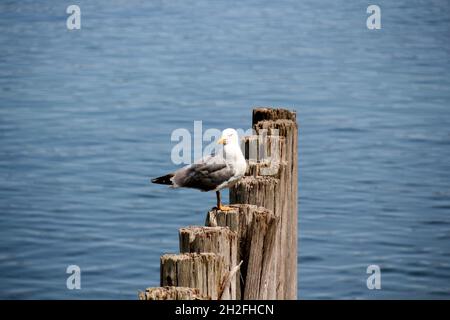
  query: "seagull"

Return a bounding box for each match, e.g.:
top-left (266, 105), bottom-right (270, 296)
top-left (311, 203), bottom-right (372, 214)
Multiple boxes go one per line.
top-left (152, 128), bottom-right (247, 211)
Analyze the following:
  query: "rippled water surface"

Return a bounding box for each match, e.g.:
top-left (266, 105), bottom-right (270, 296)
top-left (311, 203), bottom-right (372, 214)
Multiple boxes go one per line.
top-left (1, 0), bottom-right (450, 299)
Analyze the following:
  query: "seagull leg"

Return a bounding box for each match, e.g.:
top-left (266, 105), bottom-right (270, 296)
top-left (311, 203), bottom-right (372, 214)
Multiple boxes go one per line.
top-left (216, 190), bottom-right (220, 208)
top-left (216, 190), bottom-right (232, 211)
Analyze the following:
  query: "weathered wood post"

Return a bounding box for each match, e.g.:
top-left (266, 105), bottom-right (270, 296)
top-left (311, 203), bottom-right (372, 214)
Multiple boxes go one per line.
top-left (206, 204), bottom-right (278, 299)
top-left (139, 286), bottom-right (209, 300)
top-left (140, 107), bottom-right (298, 300)
top-left (160, 252), bottom-right (225, 299)
top-left (230, 107), bottom-right (298, 299)
top-left (179, 226), bottom-right (238, 299)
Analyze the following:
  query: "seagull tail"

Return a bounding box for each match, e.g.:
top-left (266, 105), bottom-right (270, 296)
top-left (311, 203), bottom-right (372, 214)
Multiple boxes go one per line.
top-left (151, 173), bottom-right (174, 185)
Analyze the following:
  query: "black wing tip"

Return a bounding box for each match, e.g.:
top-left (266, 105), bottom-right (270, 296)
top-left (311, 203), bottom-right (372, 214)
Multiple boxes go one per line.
top-left (151, 174), bottom-right (174, 185)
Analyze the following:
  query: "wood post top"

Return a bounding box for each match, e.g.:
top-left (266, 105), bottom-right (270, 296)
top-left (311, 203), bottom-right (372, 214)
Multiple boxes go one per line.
top-left (252, 107), bottom-right (297, 124)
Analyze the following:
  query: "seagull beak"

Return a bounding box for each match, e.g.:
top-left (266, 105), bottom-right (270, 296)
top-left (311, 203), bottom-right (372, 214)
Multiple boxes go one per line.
top-left (217, 137), bottom-right (226, 145)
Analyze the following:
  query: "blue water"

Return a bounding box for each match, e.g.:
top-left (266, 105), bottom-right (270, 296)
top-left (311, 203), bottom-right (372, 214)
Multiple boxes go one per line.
top-left (1, 0), bottom-right (450, 299)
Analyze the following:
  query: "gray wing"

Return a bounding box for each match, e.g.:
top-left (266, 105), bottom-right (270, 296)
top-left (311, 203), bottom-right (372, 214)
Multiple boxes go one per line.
top-left (172, 154), bottom-right (235, 191)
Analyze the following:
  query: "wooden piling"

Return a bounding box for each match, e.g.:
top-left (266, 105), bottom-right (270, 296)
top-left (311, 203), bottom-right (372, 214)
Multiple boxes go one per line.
top-left (179, 226), bottom-right (238, 299)
top-left (141, 107), bottom-right (298, 300)
top-left (206, 204), bottom-right (278, 299)
top-left (230, 107), bottom-right (298, 299)
top-left (160, 253), bottom-right (224, 300)
top-left (139, 286), bottom-right (209, 300)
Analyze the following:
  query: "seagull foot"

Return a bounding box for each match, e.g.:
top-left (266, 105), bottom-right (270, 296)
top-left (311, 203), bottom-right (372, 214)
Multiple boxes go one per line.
top-left (217, 204), bottom-right (233, 211)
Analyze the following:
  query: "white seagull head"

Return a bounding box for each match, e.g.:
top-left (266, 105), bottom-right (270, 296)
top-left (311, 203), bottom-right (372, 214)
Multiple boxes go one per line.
top-left (217, 128), bottom-right (240, 146)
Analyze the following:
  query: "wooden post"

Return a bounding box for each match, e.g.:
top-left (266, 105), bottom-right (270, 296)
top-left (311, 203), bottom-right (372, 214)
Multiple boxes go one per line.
top-left (160, 253), bottom-right (224, 300)
top-left (139, 286), bottom-right (209, 300)
top-left (179, 226), bottom-right (238, 300)
top-left (206, 204), bottom-right (278, 299)
top-left (230, 107), bottom-right (298, 299)
top-left (140, 107), bottom-right (298, 300)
